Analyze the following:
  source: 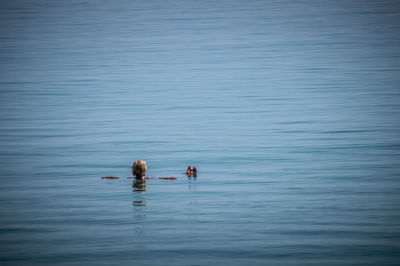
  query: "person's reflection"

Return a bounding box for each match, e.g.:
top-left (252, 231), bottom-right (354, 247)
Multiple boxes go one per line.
top-left (132, 179), bottom-right (147, 239)
top-left (132, 197), bottom-right (147, 238)
top-left (133, 179), bottom-right (147, 192)
top-left (133, 200), bottom-right (147, 207)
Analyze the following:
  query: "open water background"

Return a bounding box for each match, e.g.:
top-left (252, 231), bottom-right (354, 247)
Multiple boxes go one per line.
top-left (1, 0), bottom-right (400, 265)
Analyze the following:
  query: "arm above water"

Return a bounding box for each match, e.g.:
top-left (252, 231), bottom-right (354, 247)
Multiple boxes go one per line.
top-left (125, 176), bottom-right (176, 180)
top-left (157, 177), bottom-right (177, 180)
top-left (102, 176), bottom-right (120, 179)
top-left (103, 176), bottom-right (176, 180)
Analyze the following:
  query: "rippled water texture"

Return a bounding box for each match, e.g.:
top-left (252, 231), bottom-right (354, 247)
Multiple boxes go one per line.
top-left (1, 0), bottom-right (400, 265)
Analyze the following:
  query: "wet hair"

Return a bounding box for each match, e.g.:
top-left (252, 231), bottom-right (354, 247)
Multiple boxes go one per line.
top-left (132, 160), bottom-right (147, 177)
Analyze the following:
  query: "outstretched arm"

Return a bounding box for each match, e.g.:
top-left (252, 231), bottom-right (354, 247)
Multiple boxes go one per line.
top-left (102, 176), bottom-right (177, 180)
top-left (102, 176), bottom-right (120, 179)
top-left (157, 177), bottom-right (177, 180)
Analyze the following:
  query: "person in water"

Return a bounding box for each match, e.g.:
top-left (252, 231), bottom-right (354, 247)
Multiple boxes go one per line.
top-left (132, 160), bottom-right (177, 180)
top-left (186, 165), bottom-right (197, 178)
top-left (132, 160), bottom-right (148, 180)
top-left (132, 160), bottom-right (148, 191)
top-left (102, 160), bottom-right (179, 180)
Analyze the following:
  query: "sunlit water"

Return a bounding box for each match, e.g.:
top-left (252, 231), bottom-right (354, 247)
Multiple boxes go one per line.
top-left (1, 0), bottom-right (400, 265)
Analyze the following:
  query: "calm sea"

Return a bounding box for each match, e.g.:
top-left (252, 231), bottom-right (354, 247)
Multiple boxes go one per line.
top-left (1, 0), bottom-right (400, 265)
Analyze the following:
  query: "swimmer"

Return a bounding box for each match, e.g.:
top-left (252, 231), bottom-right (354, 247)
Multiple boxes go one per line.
top-left (102, 160), bottom-right (177, 180)
top-left (186, 165), bottom-right (198, 178)
top-left (132, 160), bottom-right (147, 180)
top-left (101, 160), bottom-right (148, 180)
top-left (133, 160), bottom-right (176, 180)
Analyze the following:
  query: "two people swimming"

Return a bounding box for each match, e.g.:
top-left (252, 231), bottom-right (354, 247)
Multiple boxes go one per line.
top-left (132, 160), bottom-right (197, 190)
top-left (102, 160), bottom-right (197, 181)
top-left (186, 165), bottom-right (197, 178)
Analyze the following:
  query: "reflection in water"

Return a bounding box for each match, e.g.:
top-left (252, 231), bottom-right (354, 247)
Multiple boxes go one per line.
top-left (132, 197), bottom-right (147, 219)
top-left (133, 200), bottom-right (147, 207)
top-left (132, 183), bottom-right (147, 239)
top-left (186, 173), bottom-right (197, 180)
top-left (133, 180), bottom-right (147, 192)
top-left (188, 178), bottom-right (197, 191)
top-left (187, 172), bottom-right (197, 191)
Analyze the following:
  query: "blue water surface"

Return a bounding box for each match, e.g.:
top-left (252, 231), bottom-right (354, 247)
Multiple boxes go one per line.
top-left (1, 0), bottom-right (400, 265)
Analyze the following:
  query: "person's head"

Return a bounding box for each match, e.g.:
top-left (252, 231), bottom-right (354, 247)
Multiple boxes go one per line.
top-left (132, 160), bottom-right (147, 177)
